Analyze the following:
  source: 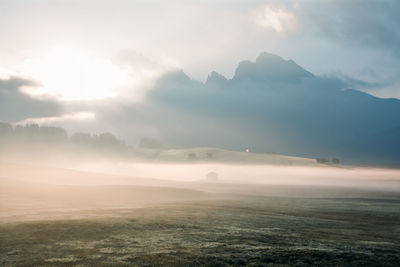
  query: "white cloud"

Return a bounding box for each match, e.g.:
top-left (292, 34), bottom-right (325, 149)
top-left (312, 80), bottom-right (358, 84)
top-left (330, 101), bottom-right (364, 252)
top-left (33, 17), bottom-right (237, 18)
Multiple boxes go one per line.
top-left (253, 5), bottom-right (296, 33)
top-left (15, 112), bottom-right (95, 126)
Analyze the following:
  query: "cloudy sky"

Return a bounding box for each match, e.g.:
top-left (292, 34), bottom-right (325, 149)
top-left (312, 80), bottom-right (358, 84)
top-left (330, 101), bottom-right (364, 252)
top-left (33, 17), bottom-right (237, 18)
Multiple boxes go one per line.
top-left (1, 0), bottom-right (399, 96)
top-left (1, 0), bottom-right (400, 149)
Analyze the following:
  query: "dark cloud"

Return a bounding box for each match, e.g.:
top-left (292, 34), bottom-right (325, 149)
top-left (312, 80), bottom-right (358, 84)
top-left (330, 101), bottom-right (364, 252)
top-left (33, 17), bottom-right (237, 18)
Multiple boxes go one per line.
top-left (299, 0), bottom-right (400, 56)
top-left (0, 76), bottom-right (62, 122)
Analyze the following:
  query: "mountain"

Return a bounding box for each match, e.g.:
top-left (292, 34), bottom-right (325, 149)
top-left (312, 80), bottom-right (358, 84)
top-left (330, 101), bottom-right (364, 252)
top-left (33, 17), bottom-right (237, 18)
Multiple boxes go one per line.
top-left (233, 52), bottom-right (314, 83)
top-left (205, 71), bottom-right (228, 85)
top-left (146, 52), bottom-right (400, 164)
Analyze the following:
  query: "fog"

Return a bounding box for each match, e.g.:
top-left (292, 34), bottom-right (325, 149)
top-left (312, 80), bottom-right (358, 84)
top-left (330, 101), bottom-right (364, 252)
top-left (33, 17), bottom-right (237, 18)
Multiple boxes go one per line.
top-left (1, 126), bottom-right (400, 223)
top-left (75, 161), bottom-right (400, 189)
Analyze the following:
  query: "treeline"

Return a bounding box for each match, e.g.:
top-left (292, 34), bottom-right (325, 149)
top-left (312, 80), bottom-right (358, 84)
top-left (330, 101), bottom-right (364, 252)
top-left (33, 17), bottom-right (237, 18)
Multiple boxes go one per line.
top-left (0, 122), bottom-right (131, 157)
top-left (316, 157), bottom-right (340, 164)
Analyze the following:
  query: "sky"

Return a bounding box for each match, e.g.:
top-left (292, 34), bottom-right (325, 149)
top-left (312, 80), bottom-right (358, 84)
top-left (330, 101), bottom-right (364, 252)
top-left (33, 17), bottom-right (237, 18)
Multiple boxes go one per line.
top-left (1, 0), bottom-right (399, 98)
top-left (1, 0), bottom-right (400, 152)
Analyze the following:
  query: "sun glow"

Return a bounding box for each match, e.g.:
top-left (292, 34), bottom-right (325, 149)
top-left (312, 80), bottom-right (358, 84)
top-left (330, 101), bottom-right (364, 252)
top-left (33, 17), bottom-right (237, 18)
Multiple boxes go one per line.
top-left (21, 47), bottom-right (134, 101)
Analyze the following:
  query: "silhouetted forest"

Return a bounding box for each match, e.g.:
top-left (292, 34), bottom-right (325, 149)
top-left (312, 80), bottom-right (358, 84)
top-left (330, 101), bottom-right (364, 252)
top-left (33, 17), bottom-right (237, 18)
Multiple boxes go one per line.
top-left (0, 122), bottom-right (131, 158)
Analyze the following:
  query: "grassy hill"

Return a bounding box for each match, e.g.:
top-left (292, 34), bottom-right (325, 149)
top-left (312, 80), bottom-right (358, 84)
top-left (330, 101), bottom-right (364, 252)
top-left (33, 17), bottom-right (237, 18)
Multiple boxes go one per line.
top-left (137, 147), bottom-right (319, 165)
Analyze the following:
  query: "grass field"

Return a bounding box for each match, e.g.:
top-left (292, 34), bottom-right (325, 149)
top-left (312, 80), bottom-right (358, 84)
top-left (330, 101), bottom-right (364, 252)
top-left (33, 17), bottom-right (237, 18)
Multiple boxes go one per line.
top-left (1, 196), bottom-right (400, 266)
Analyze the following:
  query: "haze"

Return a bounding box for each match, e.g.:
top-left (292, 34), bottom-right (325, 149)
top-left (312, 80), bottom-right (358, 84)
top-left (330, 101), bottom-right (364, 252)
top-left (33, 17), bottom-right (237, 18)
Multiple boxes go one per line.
top-left (1, 1), bottom-right (400, 266)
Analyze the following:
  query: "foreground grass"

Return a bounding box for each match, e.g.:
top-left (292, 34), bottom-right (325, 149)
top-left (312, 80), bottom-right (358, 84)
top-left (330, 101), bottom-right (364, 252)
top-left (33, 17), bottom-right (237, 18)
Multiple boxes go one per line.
top-left (1, 197), bottom-right (400, 266)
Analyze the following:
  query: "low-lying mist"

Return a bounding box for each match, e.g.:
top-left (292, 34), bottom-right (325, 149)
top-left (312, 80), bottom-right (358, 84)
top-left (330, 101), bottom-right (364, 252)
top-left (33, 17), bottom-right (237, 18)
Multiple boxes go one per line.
top-left (76, 161), bottom-right (400, 190)
top-left (1, 125), bottom-right (400, 222)
top-left (1, 156), bottom-right (400, 223)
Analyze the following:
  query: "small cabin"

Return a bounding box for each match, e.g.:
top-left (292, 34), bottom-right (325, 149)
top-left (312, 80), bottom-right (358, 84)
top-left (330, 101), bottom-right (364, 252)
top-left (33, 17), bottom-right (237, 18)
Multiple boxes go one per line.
top-left (205, 171), bottom-right (218, 182)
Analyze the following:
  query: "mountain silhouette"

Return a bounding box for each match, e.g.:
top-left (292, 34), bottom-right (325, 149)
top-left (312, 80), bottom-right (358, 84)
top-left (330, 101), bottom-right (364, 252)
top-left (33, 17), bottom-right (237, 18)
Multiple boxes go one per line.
top-left (146, 52), bottom-right (400, 164)
top-left (233, 52), bottom-right (314, 83)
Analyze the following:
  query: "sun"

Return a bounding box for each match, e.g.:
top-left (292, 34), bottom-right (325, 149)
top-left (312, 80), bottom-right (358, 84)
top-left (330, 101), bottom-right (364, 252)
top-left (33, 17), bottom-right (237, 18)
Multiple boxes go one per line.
top-left (21, 47), bottom-right (132, 101)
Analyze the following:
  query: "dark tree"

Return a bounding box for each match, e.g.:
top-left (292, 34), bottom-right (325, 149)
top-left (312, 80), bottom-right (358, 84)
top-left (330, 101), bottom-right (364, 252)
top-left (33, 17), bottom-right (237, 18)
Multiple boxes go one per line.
top-left (316, 158), bottom-right (330, 164)
top-left (71, 132), bottom-right (94, 145)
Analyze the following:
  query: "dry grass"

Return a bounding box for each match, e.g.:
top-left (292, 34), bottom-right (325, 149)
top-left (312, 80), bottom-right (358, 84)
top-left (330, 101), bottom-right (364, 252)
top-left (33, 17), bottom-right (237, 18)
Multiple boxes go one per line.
top-left (1, 197), bottom-right (400, 266)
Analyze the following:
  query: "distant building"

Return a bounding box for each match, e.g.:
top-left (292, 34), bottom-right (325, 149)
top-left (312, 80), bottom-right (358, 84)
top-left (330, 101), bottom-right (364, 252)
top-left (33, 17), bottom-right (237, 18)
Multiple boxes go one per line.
top-left (205, 171), bottom-right (218, 182)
